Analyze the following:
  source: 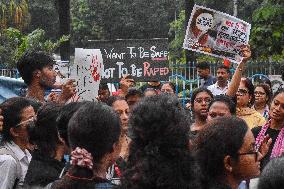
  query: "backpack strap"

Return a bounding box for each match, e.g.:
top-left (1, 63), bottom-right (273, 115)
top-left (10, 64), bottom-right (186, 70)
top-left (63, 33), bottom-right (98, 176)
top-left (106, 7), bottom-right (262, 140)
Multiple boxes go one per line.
top-left (0, 146), bottom-right (22, 188)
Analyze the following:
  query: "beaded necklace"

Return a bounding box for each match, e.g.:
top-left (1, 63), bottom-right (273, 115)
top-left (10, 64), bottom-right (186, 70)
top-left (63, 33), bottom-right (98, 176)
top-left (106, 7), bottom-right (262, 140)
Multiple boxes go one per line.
top-left (255, 120), bottom-right (284, 159)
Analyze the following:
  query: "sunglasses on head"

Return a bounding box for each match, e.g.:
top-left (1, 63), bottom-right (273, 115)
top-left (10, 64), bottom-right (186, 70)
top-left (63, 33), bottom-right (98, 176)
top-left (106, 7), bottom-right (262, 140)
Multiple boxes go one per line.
top-left (15, 117), bottom-right (36, 129)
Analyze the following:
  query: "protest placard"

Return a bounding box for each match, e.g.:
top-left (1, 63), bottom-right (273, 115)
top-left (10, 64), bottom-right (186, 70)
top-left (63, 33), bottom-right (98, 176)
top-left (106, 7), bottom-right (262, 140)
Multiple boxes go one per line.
top-left (88, 38), bottom-right (169, 82)
top-left (70, 48), bottom-right (103, 101)
top-left (183, 4), bottom-right (251, 64)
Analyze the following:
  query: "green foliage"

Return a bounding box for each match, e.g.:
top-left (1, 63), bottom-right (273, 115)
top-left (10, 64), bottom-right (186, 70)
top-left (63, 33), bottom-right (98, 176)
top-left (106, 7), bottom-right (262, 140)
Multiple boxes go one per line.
top-left (0, 0), bottom-right (30, 31)
top-left (0, 28), bottom-right (70, 68)
top-left (168, 10), bottom-right (186, 63)
top-left (250, 2), bottom-right (284, 61)
top-left (168, 0), bottom-right (284, 63)
top-left (70, 0), bottom-right (103, 47)
top-left (26, 0), bottom-right (59, 40)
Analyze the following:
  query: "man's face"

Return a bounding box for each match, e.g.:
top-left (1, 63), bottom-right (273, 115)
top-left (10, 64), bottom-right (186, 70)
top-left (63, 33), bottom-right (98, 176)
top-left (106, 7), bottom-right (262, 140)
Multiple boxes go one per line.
top-left (207, 101), bottom-right (232, 122)
top-left (98, 89), bottom-right (110, 103)
top-left (39, 64), bottom-right (57, 88)
top-left (216, 68), bottom-right (229, 83)
top-left (197, 68), bottom-right (209, 79)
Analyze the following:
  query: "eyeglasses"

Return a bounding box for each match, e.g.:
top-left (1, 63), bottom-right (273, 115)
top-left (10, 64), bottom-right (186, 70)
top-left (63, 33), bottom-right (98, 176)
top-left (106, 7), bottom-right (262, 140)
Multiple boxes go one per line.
top-left (237, 150), bottom-right (258, 161)
top-left (237, 89), bottom-right (249, 96)
top-left (194, 98), bottom-right (212, 104)
top-left (254, 91), bottom-right (266, 96)
top-left (15, 117), bottom-right (36, 129)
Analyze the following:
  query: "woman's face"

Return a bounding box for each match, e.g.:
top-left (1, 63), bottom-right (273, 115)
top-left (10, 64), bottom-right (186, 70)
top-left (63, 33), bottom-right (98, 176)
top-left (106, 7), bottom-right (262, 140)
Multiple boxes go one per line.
top-left (161, 83), bottom-right (174, 95)
top-left (236, 82), bottom-right (251, 108)
top-left (193, 92), bottom-right (212, 117)
top-left (112, 100), bottom-right (130, 131)
top-left (269, 92), bottom-right (284, 122)
top-left (232, 129), bottom-right (260, 180)
top-left (254, 86), bottom-right (268, 105)
top-left (13, 106), bottom-right (35, 146)
top-left (207, 101), bottom-right (231, 122)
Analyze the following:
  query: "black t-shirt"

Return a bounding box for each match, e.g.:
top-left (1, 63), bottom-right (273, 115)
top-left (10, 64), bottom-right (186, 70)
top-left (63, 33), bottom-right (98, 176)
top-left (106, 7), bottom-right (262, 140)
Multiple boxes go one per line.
top-left (252, 126), bottom-right (280, 169)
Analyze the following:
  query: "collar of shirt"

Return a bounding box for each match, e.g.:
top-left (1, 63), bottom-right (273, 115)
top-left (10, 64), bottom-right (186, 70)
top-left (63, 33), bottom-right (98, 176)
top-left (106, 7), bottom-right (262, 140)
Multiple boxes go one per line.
top-left (5, 141), bottom-right (32, 162)
top-left (214, 81), bottom-right (229, 90)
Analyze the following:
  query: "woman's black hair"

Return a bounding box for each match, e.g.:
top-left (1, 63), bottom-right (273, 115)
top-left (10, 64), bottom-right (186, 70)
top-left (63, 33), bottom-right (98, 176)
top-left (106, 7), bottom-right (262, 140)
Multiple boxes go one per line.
top-left (194, 117), bottom-right (248, 185)
top-left (272, 88), bottom-right (284, 100)
top-left (255, 83), bottom-right (272, 104)
top-left (56, 102), bottom-right (88, 147)
top-left (258, 156), bottom-right (284, 189)
top-left (125, 87), bottom-right (143, 100)
top-left (0, 97), bottom-right (34, 142)
top-left (52, 101), bottom-right (121, 189)
top-left (190, 87), bottom-right (213, 108)
top-left (208, 95), bottom-right (236, 115)
top-left (28, 102), bottom-right (62, 157)
top-left (106, 95), bottom-right (125, 107)
top-left (240, 77), bottom-right (255, 107)
top-left (120, 94), bottom-right (202, 189)
top-left (161, 81), bottom-right (176, 91)
top-left (26, 98), bottom-right (43, 113)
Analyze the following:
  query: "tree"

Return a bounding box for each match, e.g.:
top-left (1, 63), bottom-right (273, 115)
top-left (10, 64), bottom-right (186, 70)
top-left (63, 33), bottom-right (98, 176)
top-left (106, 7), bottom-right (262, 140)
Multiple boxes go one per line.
top-left (0, 28), bottom-right (69, 68)
top-left (26, 0), bottom-right (59, 40)
top-left (91, 0), bottom-right (177, 40)
top-left (250, 1), bottom-right (284, 61)
top-left (70, 0), bottom-right (103, 47)
top-left (55, 0), bottom-right (71, 61)
top-left (0, 0), bottom-right (30, 31)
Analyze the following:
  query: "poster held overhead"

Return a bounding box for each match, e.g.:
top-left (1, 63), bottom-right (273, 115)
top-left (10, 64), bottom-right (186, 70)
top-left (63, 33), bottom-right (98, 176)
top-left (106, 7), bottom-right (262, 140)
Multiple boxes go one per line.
top-left (183, 4), bottom-right (251, 64)
top-left (89, 38), bottom-right (169, 82)
top-left (70, 48), bottom-right (104, 101)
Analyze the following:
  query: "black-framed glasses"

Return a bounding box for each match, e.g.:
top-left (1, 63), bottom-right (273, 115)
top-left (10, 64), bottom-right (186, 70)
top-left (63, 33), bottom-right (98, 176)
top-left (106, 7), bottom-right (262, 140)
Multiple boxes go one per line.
top-left (194, 98), bottom-right (212, 104)
top-left (237, 89), bottom-right (249, 96)
top-left (237, 150), bottom-right (258, 161)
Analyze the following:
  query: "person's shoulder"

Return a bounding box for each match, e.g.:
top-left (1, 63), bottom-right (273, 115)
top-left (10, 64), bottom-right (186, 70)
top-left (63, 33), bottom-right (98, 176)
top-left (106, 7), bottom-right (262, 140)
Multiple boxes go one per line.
top-left (207, 83), bottom-right (215, 90)
top-left (0, 154), bottom-right (17, 166)
top-left (0, 154), bottom-right (17, 177)
top-left (252, 111), bottom-right (266, 124)
top-left (251, 126), bottom-right (262, 137)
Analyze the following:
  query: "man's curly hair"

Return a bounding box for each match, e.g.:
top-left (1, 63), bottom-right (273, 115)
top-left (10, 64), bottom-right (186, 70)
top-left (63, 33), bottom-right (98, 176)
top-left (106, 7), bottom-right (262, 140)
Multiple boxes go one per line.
top-left (120, 94), bottom-right (202, 189)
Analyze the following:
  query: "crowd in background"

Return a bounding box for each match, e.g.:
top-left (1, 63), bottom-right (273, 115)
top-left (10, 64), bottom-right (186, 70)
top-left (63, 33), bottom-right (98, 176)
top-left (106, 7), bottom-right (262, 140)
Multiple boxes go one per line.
top-left (0, 47), bottom-right (284, 189)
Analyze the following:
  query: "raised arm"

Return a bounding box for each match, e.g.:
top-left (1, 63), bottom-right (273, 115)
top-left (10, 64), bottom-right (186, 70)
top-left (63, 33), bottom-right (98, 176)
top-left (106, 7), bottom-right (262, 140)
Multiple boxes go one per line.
top-left (226, 45), bottom-right (251, 97)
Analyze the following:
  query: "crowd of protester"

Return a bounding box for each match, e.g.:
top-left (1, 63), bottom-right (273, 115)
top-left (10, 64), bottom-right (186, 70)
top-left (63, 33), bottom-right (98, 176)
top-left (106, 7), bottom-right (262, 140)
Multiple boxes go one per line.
top-left (0, 46), bottom-right (284, 189)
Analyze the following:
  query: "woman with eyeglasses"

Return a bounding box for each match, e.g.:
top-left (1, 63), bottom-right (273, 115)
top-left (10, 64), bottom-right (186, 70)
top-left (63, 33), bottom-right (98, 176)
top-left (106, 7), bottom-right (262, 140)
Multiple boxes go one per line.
top-left (253, 84), bottom-right (272, 120)
top-left (190, 88), bottom-right (213, 134)
top-left (236, 78), bottom-right (266, 129)
top-left (0, 97), bottom-right (36, 188)
top-left (194, 117), bottom-right (261, 189)
top-left (252, 89), bottom-right (284, 169)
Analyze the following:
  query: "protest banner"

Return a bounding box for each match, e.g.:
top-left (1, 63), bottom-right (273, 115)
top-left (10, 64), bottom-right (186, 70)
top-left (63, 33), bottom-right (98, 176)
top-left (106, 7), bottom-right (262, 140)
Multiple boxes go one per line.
top-left (88, 38), bottom-right (169, 82)
top-left (183, 4), bottom-right (251, 64)
top-left (70, 48), bottom-right (104, 101)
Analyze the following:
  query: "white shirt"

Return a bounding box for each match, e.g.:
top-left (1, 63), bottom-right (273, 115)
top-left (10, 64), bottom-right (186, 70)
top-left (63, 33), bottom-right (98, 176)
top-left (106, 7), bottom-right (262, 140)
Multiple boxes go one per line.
top-left (0, 141), bottom-right (32, 188)
top-left (207, 81), bottom-right (229, 96)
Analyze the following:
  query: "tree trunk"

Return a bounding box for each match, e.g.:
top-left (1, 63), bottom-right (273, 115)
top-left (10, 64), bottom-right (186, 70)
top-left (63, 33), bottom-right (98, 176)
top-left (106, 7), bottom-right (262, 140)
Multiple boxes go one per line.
top-left (233, 0), bottom-right (238, 17)
top-left (56, 0), bottom-right (70, 61)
